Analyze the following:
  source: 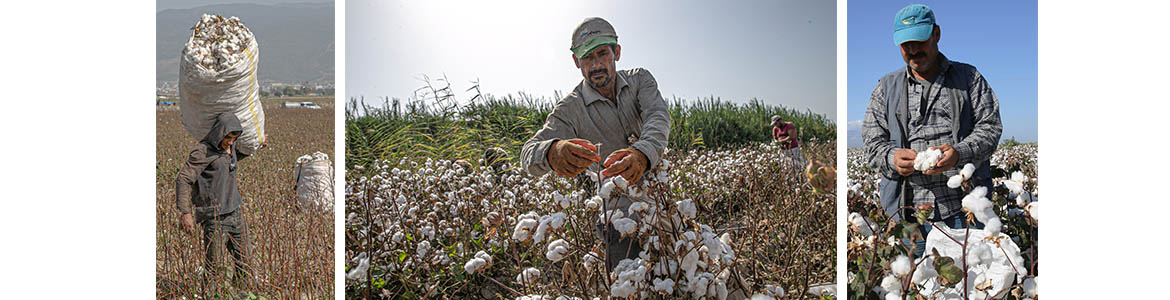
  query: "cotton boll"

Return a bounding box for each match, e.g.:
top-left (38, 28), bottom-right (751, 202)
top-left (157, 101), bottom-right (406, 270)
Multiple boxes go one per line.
top-left (913, 148), bottom-right (943, 171)
top-left (585, 196), bottom-right (601, 210)
top-left (749, 294), bottom-right (775, 300)
top-left (599, 180), bottom-right (616, 199)
top-left (546, 239), bottom-right (568, 262)
top-left (512, 213), bottom-right (540, 241)
top-left (984, 217), bottom-right (1003, 237)
top-left (533, 213), bottom-right (566, 242)
top-left (475, 250), bottom-right (492, 265)
top-left (582, 252), bottom-right (602, 270)
top-left (628, 201), bottom-right (649, 215)
top-left (1026, 202), bottom-right (1039, 221)
top-left (1023, 277), bottom-right (1038, 297)
top-left (417, 240), bottom-right (431, 257)
top-left (912, 256), bottom-right (937, 285)
top-left (891, 255), bottom-right (912, 276)
top-left (612, 176), bottom-right (628, 190)
top-left (464, 257), bottom-right (487, 274)
top-left (613, 218), bottom-right (638, 236)
top-left (346, 253), bottom-right (369, 281)
top-left (515, 267), bottom-right (541, 285)
top-left (764, 284), bottom-right (785, 298)
top-left (651, 277), bottom-right (675, 293)
top-left (967, 242), bottom-right (993, 267)
top-left (849, 212), bottom-right (875, 237)
top-left (880, 274), bottom-right (901, 296)
top-left (677, 199), bottom-right (697, 220)
top-left (960, 163), bottom-right (976, 179)
top-left (947, 174), bottom-right (965, 188)
top-left (610, 280), bottom-right (637, 298)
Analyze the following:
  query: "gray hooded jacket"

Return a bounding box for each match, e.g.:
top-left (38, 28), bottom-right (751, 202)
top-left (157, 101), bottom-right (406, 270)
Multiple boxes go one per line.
top-left (176, 113), bottom-right (250, 221)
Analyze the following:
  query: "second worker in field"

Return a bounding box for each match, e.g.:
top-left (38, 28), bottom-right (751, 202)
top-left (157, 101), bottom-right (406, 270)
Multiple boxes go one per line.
top-left (520, 17), bottom-right (670, 270)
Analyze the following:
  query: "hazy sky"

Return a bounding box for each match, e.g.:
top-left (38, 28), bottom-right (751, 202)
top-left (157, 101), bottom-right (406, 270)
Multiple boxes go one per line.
top-left (846, 1), bottom-right (1038, 147)
top-left (347, 0), bottom-right (837, 121)
top-left (156, 0), bottom-right (327, 11)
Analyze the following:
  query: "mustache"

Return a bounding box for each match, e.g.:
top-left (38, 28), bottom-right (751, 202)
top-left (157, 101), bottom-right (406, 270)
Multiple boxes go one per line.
top-left (589, 68), bottom-right (609, 77)
top-left (906, 52), bottom-right (925, 59)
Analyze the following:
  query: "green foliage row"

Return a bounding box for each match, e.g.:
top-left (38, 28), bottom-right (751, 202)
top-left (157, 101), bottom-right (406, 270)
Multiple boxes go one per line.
top-left (345, 92), bottom-right (835, 169)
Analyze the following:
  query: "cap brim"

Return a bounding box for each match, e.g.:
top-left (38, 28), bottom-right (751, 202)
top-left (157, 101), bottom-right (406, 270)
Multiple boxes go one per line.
top-left (572, 36), bottom-right (618, 59)
top-left (894, 24), bottom-right (933, 45)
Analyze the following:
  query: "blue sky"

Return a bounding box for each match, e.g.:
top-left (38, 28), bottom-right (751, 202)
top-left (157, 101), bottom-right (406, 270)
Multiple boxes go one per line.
top-left (846, 1), bottom-right (1037, 147)
top-left (347, 0), bottom-right (837, 121)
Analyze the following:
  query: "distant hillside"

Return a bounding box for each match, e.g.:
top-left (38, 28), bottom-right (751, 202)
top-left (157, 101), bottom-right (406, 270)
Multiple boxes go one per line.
top-left (156, 2), bottom-right (334, 85)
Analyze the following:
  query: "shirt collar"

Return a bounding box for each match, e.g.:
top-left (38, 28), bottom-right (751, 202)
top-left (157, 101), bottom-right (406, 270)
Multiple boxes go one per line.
top-left (904, 53), bottom-right (952, 82)
top-left (581, 70), bottom-right (629, 105)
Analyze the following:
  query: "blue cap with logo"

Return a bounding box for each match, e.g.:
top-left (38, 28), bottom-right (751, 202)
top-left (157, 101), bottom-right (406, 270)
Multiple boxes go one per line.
top-left (893, 4), bottom-right (936, 45)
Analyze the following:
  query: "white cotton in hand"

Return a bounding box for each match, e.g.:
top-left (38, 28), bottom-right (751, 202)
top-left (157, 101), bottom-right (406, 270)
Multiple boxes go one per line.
top-left (913, 148), bottom-right (943, 171)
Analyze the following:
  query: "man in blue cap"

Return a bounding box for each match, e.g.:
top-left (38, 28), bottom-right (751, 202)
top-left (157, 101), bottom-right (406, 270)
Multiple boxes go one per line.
top-left (862, 4), bottom-right (1003, 257)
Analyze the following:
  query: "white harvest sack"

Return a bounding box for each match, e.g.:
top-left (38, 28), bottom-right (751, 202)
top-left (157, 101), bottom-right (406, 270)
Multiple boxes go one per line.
top-left (179, 16), bottom-right (266, 155)
top-left (295, 152), bottom-right (334, 208)
top-left (918, 222), bottom-right (1029, 299)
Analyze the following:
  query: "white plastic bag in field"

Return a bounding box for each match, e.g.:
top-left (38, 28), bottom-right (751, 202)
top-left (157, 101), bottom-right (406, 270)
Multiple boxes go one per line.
top-left (179, 15), bottom-right (266, 155)
top-left (295, 152), bottom-right (334, 208)
top-left (919, 222), bottom-right (1028, 299)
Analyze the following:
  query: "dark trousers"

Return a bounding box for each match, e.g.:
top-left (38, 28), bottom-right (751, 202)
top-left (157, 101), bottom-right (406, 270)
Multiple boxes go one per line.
top-left (200, 209), bottom-right (251, 290)
top-left (597, 221), bottom-right (643, 269)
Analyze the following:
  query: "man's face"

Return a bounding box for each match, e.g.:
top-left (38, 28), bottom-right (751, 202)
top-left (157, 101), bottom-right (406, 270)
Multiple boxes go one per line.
top-left (574, 44), bottom-right (621, 90)
top-left (220, 132), bottom-right (239, 151)
top-left (899, 26), bottom-right (940, 75)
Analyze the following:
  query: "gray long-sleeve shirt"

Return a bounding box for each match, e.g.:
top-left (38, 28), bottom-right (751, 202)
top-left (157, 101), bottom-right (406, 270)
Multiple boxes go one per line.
top-left (521, 67), bottom-right (671, 178)
top-left (862, 54), bottom-right (1002, 220)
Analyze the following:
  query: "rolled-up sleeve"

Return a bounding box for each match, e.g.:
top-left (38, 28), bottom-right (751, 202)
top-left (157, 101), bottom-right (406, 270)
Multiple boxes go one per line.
top-left (521, 103), bottom-right (575, 177)
top-left (629, 69), bottom-right (671, 170)
top-left (862, 82), bottom-right (901, 179)
top-left (954, 72), bottom-right (1002, 165)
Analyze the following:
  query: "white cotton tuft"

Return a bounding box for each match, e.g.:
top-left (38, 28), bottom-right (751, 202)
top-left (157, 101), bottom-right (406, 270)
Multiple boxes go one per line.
top-left (960, 163), bottom-right (976, 179)
top-left (849, 212), bottom-right (875, 237)
top-left (515, 267), bottom-right (541, 285)
top-left (585, 196), bottom-right (601, 210)
top-left (599, 180), bottom-right (616, 199)
top-left (911, 256), bottom-right (936, 285)
top-left (749, 294), bottom-right (775, 300)
top-left (891, 255), bottom-right (912, 276)
top-left (1026, 202), bottom-right (1039, 221)
top-left (464, 257), bottom-right (487, 274)
top-left (346, 253), bottom-right (369, 281)
top-left (677, 199), bottom-right (697, 220)
top-left (417, 240), bottom-right (431, 257)
top-left (651, 277), bottom-right (675, 294)
top-left (546, 239), bottom-right (568, 262)
top-left (582, 252), bottom-right (602, 270)
top-left (512, 214), bottom-right (540, 241)
top-left (533, 212), bottom-right (566, 242)
top-left (1023, 277), bottom-right (1038, 297)
top-left (947, 174), bottom-right (964, 188)
top-left (984, 217), bottom-right (1003, 237)
top-left (613, 217), bottom-right (638, 235)
top-left (628, 201), bottom-right (649, 215)
top-left (913, 148), bottom-right (943, 171)
top-left (612, 176), bottom-right (628, 190)
top-left (880, 274), bottom-right (901, 296)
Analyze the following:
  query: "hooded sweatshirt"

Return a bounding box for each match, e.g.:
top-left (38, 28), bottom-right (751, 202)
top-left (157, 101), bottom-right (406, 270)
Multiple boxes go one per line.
top-left (176, 113), bottom-right (250, 221)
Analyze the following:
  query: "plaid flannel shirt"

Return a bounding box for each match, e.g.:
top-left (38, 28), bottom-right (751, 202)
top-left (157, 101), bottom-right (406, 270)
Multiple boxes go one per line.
top-left (862, 54), bottom-right (1002, 220)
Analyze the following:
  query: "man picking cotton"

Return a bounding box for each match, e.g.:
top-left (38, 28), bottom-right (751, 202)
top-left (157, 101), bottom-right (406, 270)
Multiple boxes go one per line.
top-left (861, 4), bottom-right (1002, 257)
top-left (520, 17), bottom-right (671, 270)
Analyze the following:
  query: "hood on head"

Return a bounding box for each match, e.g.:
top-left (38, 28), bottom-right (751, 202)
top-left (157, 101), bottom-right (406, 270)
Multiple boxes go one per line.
top-left (202, 113), bottom-right (244, 151)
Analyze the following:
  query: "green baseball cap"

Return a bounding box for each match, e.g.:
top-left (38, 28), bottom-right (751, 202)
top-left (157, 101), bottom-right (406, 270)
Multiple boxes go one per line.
top-left (893, 4), bottom-right (936, 45)
top-left (571, 17), bottom-right (618, 59)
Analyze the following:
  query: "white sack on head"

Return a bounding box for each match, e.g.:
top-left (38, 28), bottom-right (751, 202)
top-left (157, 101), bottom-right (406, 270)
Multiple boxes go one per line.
top-left (179, 14), bottom-right (266, 155)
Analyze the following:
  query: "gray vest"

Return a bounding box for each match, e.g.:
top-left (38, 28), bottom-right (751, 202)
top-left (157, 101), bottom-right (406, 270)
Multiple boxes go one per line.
top-left (878, 65), bottom-right (993, 221)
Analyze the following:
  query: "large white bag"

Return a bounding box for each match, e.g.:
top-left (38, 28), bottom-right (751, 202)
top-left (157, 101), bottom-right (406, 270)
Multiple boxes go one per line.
top-left (295, 152), bottom-right (334, 209)
top-left (179, 25), bottom-right (266, 155)
top-left (918, 223), bottom-right (1029, 299)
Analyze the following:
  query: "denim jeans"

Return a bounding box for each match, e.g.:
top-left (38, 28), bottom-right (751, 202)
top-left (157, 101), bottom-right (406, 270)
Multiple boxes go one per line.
top-left (912, 213), bottom-right (984, 258)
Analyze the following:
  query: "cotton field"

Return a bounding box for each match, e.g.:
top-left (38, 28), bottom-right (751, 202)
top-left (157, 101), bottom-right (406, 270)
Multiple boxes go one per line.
top-left (345, 141), bottom-right (836, 299)
top-left (156, 97), bottom-right (335, 299)
top-left (846, 143), bottom-right (1038, 300)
